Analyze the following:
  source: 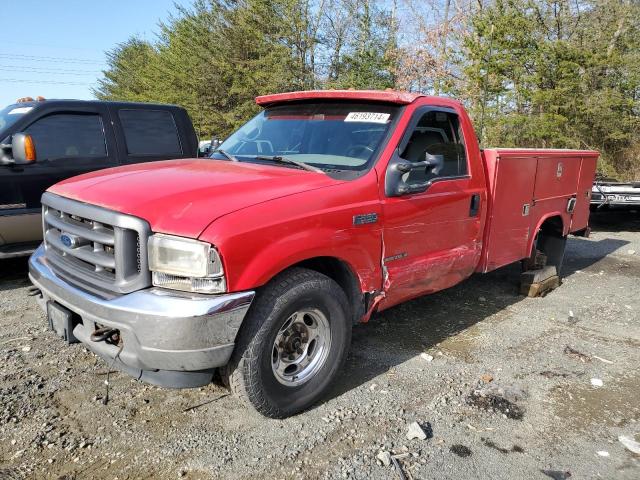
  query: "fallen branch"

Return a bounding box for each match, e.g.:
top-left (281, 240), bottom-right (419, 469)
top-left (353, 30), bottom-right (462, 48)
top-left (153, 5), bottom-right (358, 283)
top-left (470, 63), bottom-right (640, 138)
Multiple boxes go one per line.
top-left (183, 393), bottom-right (230, 413)
top-left (0, 336), bottom-right (31, 345)
top-left (391, 455), bottom-right (407, 480)
top-left (593, 355), bottom-right (613, 364)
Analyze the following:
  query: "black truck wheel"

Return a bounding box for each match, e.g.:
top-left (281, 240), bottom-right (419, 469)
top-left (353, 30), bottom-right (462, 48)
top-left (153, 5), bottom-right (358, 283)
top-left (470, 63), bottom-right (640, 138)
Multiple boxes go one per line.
top-left (222, 268), bottom-right (352, 418)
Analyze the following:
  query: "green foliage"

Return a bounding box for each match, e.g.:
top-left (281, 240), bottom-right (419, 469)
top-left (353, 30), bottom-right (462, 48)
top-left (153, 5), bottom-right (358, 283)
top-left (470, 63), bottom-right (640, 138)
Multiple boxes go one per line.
top-left (458, 0), bottom-right (640, 179)
top-left (326, 0), bottom-right (397, 89)
top-left (95, 0), bottom-right (640, 179)
top-left (95, 0), bottom-right (398, 139)
top-left (95, 38), bottom-right (159, 103)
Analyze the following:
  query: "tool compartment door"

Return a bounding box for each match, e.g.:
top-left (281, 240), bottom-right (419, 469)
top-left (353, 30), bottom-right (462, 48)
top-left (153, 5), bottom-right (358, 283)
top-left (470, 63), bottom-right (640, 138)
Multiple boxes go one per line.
top-left (481, 151), bottom-right (537, 272)
top-left (529, 154), bottom-right (582, 243)
top-left (533, 155), bottom-right (582, 204)
top-left (571, 155), bottom-right (598, 232)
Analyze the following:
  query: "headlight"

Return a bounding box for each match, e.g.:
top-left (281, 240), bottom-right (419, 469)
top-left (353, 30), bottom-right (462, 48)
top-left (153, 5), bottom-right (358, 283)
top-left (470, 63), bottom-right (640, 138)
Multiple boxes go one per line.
top-left (148, 233), bottom-right (226, 294)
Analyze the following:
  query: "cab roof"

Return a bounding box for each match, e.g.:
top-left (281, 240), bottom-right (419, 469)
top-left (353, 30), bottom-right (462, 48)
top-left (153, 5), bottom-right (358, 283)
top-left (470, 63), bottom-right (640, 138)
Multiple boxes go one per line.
top-left (255, 90), bottom-right (426, 106)
top-left (8, 99), bottom-right (182, 110)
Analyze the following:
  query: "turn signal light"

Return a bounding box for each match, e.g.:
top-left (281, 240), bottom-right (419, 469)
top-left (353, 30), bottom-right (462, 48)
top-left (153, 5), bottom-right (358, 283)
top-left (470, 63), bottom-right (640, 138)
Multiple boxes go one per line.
top-left (24, 135), bottom-right (36, 162)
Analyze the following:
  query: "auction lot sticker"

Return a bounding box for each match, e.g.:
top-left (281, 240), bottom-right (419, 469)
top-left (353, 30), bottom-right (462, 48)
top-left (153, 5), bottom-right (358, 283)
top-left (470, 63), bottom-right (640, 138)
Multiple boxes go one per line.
top-left (345, 112), bottom-right (390, 123)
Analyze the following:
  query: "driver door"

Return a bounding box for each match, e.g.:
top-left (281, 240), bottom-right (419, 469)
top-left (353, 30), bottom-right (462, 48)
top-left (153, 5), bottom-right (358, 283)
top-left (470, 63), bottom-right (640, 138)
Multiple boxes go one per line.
top-left (379, 106), bottom-right (483, 307)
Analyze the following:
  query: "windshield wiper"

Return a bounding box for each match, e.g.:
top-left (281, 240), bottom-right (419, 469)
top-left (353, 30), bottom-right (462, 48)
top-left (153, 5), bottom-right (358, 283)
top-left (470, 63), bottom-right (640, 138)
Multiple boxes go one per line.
top-left (212, 149), bottom-right (239, 162)
top-left (255, 155), bottom-right (324, 173)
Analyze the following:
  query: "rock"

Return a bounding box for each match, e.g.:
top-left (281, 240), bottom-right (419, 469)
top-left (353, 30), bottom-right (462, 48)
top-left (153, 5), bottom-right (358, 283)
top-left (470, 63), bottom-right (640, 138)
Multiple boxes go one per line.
top-left (479, 296), bottom-right (487, 302)
top-left (628, 249), bottom-right (636, 255)
top-left (21, 346), bottom-right (31, 352)
top-left (480, 374), bottom-right (494, 384)
top-left (376, 450), bottom-right (391, 467)
top-left (590, 378), bottom-right (604, 387)
top-left (541, 469), bottom-right (571, 480)
top-left (420, 353), bottom-right (433, 362)
top-left (618, 435), bottom-right (640, 454)
top-left (406, 421), bottom-right (427, 440)
top-left (596, 450), bottom-right (609, 457)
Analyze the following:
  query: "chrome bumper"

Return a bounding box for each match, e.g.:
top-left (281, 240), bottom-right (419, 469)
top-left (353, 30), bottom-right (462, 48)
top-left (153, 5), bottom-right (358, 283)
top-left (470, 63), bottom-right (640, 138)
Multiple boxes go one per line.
top-left (29, 245), bottom-right (254, 388)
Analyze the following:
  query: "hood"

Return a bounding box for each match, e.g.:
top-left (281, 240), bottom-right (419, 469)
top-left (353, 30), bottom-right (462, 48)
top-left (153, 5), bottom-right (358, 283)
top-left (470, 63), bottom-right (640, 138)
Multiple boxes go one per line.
top-left (49, 159), bottom-right (340, 237)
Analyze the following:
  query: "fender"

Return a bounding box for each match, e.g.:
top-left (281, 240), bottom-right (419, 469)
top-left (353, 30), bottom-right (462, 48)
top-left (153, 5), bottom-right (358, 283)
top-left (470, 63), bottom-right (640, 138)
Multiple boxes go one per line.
top-left (526, 211), bottom-right (567, 256)
top-left (227, 225), bottom-right (380, 293)
top-left (199, 176), bottom-right (384, 294)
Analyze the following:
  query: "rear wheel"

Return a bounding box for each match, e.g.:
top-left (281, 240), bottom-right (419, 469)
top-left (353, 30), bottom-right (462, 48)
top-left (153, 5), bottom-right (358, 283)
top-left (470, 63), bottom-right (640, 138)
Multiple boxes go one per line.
top-left (537, 231), bottom-right (567, 273)
top-left (222, 268), bottom-right (351, 418)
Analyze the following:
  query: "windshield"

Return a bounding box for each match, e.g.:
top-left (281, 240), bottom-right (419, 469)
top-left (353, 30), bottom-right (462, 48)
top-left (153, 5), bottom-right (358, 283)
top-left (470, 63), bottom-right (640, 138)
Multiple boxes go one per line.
top-left (0, 104), bottom-right (33, 132)
top-left (213, 102), bottom-right (400, 171)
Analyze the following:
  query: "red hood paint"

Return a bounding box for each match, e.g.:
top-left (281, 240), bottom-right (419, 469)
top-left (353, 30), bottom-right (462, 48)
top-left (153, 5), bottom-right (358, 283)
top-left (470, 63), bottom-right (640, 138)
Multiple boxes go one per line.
top-left (48, 159), bottom-right (340, 237)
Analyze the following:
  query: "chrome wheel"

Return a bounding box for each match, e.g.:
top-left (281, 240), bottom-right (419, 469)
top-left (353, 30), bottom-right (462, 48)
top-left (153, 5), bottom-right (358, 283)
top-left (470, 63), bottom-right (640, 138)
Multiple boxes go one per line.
top-left (271, 308), bottom-right (331, 386)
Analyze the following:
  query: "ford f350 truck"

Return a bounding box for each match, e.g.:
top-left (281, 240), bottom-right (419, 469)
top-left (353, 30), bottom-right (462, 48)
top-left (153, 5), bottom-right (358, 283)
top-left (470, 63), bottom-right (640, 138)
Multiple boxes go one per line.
top-left (28, 90), bottom-right (598, 418)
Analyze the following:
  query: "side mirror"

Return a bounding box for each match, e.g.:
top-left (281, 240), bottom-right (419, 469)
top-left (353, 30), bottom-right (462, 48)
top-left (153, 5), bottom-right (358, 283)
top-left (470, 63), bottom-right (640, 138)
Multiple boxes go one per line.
top-left (11, 133), bottom-right (37, 164)
top-left (424, 152), bottom-right (444, 175)
top-left (385, 151), bottom-right (445, 197)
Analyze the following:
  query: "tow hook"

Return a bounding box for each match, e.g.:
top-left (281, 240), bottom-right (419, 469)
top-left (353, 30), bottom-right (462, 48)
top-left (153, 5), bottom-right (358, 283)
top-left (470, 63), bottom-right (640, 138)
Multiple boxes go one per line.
top-left (90, 327), bottom-right (120, 345)
top-left (90, 326), bottom-right (124, 406)
top-left (27, 286), bottom-right (41, 297)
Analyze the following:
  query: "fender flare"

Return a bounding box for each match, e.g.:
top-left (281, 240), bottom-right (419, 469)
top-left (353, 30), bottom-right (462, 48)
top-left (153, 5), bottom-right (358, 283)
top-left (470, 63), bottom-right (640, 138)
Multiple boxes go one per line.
top-left (526, 212), bottom-right (567, 256)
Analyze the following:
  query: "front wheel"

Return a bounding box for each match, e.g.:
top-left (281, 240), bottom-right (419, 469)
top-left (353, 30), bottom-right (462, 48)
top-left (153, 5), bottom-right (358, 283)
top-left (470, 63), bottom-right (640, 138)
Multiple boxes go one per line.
top-left (222, 268), bottom-right (352, 418)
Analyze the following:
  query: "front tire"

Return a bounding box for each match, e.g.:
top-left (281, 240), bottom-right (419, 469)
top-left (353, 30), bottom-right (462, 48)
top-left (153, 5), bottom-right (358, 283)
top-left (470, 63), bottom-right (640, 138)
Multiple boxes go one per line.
top-left (222, 268), bottom-right (352, 418)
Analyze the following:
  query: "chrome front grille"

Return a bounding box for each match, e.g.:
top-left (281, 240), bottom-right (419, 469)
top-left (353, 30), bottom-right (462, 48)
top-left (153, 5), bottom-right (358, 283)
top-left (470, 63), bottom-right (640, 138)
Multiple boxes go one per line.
top-left (41, 192), bottom-right (151, 297)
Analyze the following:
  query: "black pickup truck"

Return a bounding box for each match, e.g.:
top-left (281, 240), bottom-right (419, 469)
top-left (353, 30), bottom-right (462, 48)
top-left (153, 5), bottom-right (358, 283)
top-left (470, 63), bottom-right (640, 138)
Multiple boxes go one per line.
top-left (0, 99), bottom-right (198, 259)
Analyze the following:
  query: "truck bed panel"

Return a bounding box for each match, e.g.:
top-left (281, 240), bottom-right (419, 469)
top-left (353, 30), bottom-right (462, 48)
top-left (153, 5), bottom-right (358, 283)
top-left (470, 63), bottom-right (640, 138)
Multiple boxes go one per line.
top-left (479, 149), bottom-right (598, 273)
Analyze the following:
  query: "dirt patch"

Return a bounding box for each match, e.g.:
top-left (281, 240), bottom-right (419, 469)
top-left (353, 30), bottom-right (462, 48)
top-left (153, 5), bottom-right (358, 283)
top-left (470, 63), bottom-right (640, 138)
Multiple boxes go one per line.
top-left (450, 445), bottom-right (472, 457)
top-left (540, 371), bottom-right (572, 378)
top-left (482, 438), bottom-right (525, 454)
top-left (563, 345), bottom-right (591, 362)
top-left (466, 384), bottom-right (526, 420)
top-left (2, 222), bottom-right (640, 479)
top-left (550, 372), bottom-right (640, 432)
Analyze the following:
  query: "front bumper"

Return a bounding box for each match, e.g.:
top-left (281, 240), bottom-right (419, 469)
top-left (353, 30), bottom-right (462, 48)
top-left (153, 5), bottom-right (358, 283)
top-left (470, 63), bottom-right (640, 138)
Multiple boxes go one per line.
top-left (29, 245), bottom-right (254, 388)
top-left (591, 189), bottom-right (640, 206)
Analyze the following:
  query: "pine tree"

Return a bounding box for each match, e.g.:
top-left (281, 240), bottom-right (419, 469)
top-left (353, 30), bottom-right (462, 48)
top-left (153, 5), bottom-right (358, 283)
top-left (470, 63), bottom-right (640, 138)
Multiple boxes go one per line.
top-left (458, 0), bottom-right (640, 179)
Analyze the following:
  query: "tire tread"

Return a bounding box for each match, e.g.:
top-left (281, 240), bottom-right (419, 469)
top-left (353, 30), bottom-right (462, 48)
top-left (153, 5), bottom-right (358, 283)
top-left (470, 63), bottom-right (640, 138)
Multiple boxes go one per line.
top-left (221, 268), bottom-right (350, 418)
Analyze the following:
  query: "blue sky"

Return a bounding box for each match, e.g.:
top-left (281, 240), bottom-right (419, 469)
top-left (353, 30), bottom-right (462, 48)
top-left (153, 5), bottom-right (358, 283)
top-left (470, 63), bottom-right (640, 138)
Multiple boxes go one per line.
top-left (0, 0), bottom-right (187, 107)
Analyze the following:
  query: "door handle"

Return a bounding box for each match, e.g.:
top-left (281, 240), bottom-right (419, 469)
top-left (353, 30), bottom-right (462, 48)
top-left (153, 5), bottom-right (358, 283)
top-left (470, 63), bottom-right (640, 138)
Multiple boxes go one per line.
top-left (469, 193), bottom-right (480, 217)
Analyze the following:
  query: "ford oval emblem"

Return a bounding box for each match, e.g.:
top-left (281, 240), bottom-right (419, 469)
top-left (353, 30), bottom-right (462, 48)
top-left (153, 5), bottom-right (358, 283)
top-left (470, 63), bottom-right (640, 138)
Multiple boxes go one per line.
top-left (60, 233), bottom-right (73, 248)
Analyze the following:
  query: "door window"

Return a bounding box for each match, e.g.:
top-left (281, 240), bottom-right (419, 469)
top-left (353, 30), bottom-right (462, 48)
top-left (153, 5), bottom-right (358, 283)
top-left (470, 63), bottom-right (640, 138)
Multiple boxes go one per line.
top-left (399, 110), bottom-right (467, 184)
top-left (25, 113), bottom-right (107, 160)
top-left (118, 109), bottom-right (182, 155)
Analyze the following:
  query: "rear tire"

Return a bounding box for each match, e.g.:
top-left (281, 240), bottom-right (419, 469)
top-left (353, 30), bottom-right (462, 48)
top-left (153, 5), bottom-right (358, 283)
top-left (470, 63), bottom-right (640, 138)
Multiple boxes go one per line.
top-left (222, 268), bottom-right (352, 418)
top-left (523, 229), bottom-right (567, 274)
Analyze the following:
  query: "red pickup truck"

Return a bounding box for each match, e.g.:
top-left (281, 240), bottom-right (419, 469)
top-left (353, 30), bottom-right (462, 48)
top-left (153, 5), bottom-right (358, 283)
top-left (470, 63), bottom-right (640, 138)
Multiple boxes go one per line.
top-left (29, 90), bottom-right (598, 418)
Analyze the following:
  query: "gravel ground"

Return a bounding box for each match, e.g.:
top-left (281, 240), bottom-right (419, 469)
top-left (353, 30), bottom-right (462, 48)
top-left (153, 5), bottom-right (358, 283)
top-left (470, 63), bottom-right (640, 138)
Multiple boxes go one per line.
top-left (1, 210), bottom-right (639, 480)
